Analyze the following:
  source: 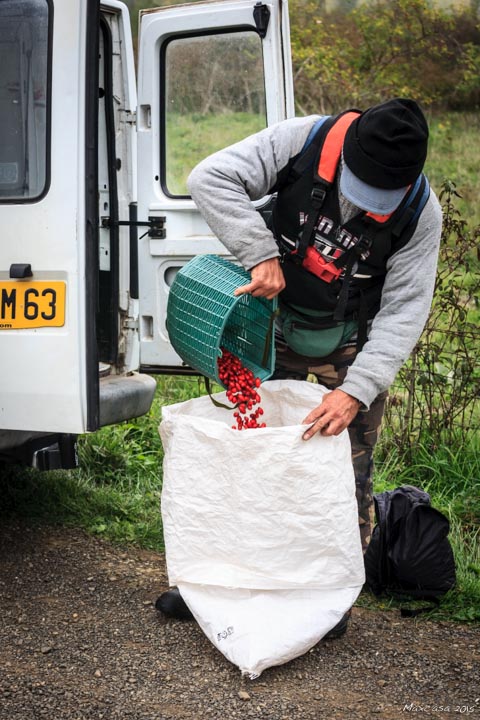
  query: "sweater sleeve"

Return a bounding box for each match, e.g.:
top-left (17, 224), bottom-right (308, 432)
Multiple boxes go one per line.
top-left (340, 191), bottom-right (443, 409)
top-left (187, 115), bottom-right (322, 271)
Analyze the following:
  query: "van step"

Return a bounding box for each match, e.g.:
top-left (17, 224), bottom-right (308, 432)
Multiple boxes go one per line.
top-left (99, 372), bottom-right (156, 427)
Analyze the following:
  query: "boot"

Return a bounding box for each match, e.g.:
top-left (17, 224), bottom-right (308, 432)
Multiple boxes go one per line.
top-left (155, 587), bottom-right (194, 621)
top-left (323, 609), bottom-right (351, 639)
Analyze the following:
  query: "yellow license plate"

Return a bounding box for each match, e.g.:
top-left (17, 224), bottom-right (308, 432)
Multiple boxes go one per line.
top-left (0, 281), bottom-right (66, 329)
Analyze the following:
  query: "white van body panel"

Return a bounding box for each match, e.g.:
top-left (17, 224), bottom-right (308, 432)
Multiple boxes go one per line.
top-left (0, 0), bottom-right (88, 434)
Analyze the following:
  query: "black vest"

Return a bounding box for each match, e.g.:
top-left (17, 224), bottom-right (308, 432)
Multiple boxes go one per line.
top-left (271, 114), bottom-right (430, 320)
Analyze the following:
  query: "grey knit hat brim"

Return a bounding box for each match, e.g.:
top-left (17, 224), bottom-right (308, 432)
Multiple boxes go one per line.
top-left (340, 162), bottom-right (409, 214)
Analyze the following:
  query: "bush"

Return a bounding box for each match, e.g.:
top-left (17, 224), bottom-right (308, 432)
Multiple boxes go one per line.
top-left (290, 0), bottom-right (480, 114)
top-left (382, 179), bottom-right (480, 455)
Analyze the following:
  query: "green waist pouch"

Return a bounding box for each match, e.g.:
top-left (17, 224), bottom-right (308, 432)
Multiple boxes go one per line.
top-left (280, 303), bottom-right (358, 358)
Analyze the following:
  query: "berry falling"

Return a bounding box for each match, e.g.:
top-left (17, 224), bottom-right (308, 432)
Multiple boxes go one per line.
top-left (217, 348), bottom-right (266, 430)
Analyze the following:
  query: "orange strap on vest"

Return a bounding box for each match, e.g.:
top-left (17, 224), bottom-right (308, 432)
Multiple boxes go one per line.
top-left (316, 111), bottom-right (360, 184)
top-left (365, 211), bottom-right (391, 224)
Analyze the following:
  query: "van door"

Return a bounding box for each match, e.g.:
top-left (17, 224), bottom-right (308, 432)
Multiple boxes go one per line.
top-left (136, 0), bottom-right (294, 372)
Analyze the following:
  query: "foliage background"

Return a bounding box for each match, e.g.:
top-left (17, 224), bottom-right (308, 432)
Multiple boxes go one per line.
top-left (127, 0), bottom-right (480, 112)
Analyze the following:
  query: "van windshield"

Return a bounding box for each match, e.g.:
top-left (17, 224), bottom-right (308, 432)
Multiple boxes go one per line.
top-left (0, 0), bottom-right (49, 201)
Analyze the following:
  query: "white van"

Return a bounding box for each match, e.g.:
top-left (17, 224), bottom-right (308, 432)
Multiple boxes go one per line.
top-left (0, 0), bottom-right (294, 468)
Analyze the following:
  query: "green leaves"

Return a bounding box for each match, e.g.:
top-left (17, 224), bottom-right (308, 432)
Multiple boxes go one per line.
top-left (289, 0), bottom-right (480, 114)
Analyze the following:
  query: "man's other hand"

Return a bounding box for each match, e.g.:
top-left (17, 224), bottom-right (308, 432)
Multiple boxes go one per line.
top-left (302, 389), bottom-right (361, 439)
top-left (234, 258), bottom-right (286, 300)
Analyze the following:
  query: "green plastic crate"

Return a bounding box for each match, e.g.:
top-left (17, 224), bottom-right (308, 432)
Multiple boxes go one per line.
top-left (167, 254), bottom-right (277, 386)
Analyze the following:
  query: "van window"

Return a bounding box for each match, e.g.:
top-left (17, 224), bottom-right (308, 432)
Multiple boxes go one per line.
top-left (0, 0), bottom-right (50, 201)
top-left (163, 30), bottom-right (267, 197)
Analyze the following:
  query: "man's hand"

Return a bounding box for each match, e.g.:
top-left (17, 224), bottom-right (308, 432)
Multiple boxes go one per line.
top-left (302, 389), bottom-right (361, 439)
top-left (234, 258), bottom-right (286, 300)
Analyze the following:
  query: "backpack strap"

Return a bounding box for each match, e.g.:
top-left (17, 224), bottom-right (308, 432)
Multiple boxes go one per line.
top-left (295, 111), bottom-right (377, 328)
top-left (292, 116), bottom-right (330, 174)
top-left (316, 111), bottom-right (361, 184)
top-left (294, 110), bottom-right (361, 263)
top-left (392, 174), bottom-right (430, 239)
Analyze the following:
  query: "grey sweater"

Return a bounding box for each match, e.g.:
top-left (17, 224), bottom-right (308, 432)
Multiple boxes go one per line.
top-left (187, 115), bottom-right (443, 409)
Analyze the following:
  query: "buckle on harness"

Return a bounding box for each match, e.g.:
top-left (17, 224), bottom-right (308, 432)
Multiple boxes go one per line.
top-left (355, 234), bottom-right (372, 258)
top-left (310, 186), bottom-right (327, 208)
top-left (302, 246), bottom-right (343, 283)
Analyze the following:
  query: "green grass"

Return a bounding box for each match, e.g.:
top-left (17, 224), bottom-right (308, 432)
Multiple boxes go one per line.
top-left (166, 111), bottom-right (266, 195)
top-left (424, 111), bottom-right (480, 227)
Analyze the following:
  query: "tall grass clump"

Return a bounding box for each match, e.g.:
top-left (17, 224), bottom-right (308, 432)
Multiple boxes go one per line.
top-left (426, 113), bottom-right (480, 227)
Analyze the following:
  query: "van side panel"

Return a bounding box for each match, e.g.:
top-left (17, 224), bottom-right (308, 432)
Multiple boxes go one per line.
top-left (0, 0), bottom-right (92, 434)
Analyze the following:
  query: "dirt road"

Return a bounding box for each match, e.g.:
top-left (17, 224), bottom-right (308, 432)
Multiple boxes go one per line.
top-left (0, 521), bottom-right (478, 720)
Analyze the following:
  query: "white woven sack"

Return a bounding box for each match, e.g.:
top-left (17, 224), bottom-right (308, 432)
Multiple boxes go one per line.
top-left (159, 379), bottom-right (365, 677)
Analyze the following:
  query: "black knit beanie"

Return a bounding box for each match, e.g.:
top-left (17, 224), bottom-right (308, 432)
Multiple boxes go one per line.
top-left (342, 98), bottom-right (429, 190)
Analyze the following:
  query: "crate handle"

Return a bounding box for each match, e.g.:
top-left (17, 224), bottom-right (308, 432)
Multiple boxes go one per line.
top-left (261, 307), bottom-right (280, 368)
top-left (204, 376), bottom-right (239, 410)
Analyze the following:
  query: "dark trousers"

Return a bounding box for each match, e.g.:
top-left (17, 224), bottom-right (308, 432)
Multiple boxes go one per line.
top-left (273, 342), bottom-right (387, 552)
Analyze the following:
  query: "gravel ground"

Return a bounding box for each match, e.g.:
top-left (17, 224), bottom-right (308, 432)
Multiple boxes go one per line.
top-left (0, 521), bottom-right (478, 720)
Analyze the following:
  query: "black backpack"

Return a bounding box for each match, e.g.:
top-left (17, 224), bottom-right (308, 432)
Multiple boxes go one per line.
top-left (364, 485), bottom-right (456, 615)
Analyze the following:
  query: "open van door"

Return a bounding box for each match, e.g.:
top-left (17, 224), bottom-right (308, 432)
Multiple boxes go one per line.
top-left (136, 0), bottom-right (294, 373)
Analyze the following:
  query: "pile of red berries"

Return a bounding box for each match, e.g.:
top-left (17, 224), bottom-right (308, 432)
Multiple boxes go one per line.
top-left (217, 348), bottom-right (266, 430)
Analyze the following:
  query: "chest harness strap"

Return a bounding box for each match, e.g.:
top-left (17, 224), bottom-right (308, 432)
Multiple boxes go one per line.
top-left (290, 111), bottom-right (401, 329)
top-left (293, 111), bottom-right (363, 265)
